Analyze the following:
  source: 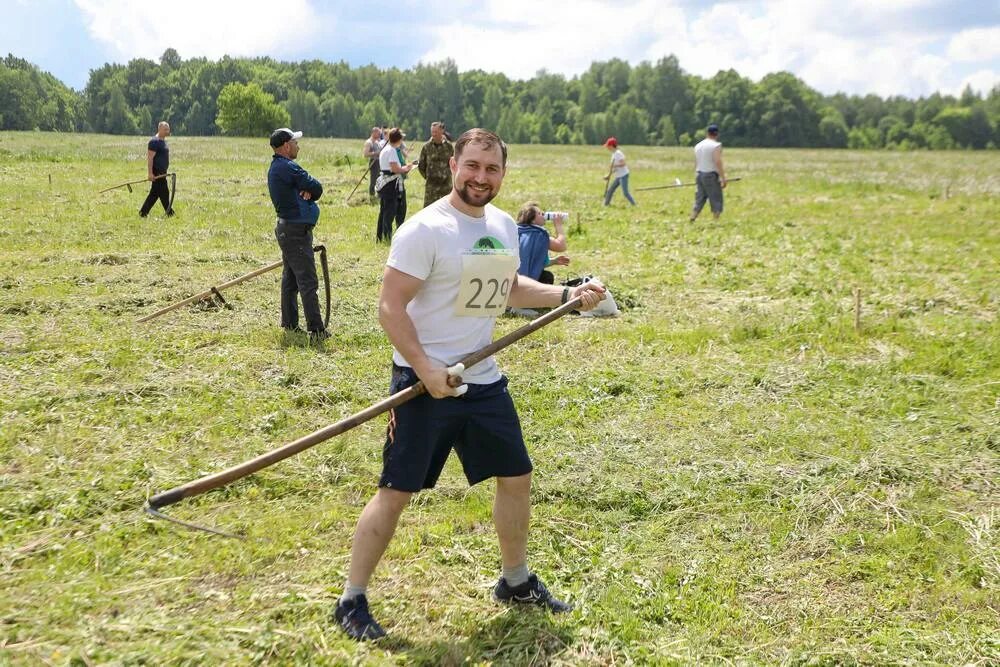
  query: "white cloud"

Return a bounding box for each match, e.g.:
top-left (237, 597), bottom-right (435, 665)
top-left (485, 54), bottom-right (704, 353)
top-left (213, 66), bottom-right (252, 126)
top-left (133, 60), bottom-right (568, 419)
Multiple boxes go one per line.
top-left (958, 69), bottom-right (1000, 95)
top-left (418, 0), bottom-right (995, 98)
top-left (73, 0), bottom-right (320, 61)
top-left (420, 0), bottom-right (685, 80)
top-left (947, 27), bottom-right (1000, 63)
top-left (67, 0), bottom-right (999, 98)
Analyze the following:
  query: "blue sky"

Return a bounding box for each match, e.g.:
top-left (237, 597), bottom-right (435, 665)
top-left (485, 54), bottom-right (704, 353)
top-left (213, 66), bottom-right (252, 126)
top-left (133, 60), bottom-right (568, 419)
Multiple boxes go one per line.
top-left (3, 0), bottom-right (998, 98)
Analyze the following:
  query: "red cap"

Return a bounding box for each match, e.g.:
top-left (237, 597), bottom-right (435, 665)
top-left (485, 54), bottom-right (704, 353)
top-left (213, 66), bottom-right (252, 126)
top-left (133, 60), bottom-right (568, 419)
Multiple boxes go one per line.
top-left (603, 137), bottom-right (618, 148)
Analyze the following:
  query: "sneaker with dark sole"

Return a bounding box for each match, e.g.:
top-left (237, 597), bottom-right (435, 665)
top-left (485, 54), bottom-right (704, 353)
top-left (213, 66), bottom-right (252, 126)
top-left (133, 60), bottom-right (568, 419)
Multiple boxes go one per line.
top-left (333, 594), bottom-right (386, 641)
top-left (493, 574), bottom-right (573, 613)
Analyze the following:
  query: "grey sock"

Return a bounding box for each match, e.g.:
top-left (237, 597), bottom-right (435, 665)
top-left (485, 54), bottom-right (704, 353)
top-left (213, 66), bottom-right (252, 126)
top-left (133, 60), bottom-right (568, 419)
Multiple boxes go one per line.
top-left (341, 584), bottom-right (366, 604)
top-left (503, 563), bottom-right (530, 588)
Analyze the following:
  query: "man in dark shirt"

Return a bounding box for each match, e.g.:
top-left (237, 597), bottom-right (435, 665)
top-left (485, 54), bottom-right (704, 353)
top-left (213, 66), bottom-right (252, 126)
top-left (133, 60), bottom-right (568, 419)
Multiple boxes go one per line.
top-left (268, 128), bottom-right (328, 339)
top-left (139, 121), bottom-right (174, 218)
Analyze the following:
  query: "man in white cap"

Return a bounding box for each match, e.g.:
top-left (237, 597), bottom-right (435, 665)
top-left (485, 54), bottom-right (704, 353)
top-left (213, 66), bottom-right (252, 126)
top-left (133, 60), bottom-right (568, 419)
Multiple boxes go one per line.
top-left (268, 128), bottom-right (328, 339)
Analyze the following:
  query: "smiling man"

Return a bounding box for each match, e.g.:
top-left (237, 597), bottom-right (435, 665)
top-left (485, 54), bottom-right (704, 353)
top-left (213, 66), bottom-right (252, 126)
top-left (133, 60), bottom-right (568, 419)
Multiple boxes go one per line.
top-left (332, 128), bottom-right (605, 641)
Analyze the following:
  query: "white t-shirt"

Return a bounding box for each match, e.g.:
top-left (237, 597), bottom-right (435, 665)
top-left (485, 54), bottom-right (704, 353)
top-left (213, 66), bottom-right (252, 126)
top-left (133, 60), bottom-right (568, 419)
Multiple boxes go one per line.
top-left (611, 149), bottom-right (629, 178)
top-left (379, 143), bottom-right (400, 171)
top-left (386, 198), bottom-right (520, 384)
top-left (694, 138), bottom-right (722, 173)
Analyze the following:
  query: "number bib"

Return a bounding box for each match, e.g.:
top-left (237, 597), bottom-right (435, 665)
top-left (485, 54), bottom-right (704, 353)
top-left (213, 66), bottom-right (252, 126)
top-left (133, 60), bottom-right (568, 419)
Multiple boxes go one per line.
top-left (454, 252), bottom-right (518, 317)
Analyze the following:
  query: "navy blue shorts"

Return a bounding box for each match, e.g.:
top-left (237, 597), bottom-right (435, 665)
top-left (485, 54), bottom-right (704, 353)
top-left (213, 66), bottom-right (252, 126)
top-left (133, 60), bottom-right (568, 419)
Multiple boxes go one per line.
top-left (380, 364), bottom-right (533, 492)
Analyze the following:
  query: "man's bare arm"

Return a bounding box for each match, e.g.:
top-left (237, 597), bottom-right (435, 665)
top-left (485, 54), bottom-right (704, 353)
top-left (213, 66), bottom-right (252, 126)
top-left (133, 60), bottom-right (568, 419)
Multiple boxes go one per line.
top-left (379, 266), bottom-right (457, 398)
top-left (508, 274), bottom-right (605, 310)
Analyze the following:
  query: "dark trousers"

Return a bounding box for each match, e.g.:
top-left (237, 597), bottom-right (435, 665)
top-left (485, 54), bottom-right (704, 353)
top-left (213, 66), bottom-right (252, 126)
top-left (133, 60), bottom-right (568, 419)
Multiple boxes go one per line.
top-left (538, 269), bottom-right (555, 285)
top-left (140, 176), bottom-right (171, 216)
top-left (274, 220), bottom-right (324, 332)
top-left (377, 185), bottom-right (406, 243)
top-left (692, 171), bottom-right (724, 216)
top-left (368, 160), bottom-right (379, 196)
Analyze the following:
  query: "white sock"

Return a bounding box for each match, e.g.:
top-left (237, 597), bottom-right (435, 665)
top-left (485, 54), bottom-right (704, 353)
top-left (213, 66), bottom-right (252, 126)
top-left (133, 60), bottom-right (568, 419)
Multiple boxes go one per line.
top-left (503, 563), bottom-right (530, 588)
top-left (341, 584), bottom-right (366, 603)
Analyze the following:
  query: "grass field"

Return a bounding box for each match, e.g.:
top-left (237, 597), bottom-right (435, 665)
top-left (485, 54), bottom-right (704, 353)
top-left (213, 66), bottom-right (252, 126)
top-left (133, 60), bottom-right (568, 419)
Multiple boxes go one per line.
top-left (1, 131), bottom-right (998, 665)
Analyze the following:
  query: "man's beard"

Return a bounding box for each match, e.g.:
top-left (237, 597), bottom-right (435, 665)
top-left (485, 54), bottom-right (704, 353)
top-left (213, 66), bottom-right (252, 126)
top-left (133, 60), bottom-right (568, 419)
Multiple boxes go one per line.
top-left (455, 180), bottom-right (497, 207)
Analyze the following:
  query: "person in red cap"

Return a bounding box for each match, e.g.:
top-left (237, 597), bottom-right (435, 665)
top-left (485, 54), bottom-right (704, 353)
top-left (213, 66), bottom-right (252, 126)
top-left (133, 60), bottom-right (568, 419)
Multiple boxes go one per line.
top-left (602, 137), bottom-right (636, 206)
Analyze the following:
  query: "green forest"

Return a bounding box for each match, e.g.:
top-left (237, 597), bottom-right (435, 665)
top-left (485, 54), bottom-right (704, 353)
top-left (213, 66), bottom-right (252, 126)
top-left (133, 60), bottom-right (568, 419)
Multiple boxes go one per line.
top-left (1, 49), bottom-right (997, 148)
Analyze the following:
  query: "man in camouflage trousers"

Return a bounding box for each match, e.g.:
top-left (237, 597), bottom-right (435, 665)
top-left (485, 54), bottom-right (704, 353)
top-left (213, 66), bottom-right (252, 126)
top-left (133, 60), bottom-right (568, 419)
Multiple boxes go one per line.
top-left (417, 121), bottom-right (454, 208)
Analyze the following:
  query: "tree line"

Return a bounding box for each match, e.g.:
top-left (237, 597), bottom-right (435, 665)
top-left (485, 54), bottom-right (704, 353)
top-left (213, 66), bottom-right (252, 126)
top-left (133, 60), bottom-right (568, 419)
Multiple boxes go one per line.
top-left (2, 50), bottom-right (998, 149)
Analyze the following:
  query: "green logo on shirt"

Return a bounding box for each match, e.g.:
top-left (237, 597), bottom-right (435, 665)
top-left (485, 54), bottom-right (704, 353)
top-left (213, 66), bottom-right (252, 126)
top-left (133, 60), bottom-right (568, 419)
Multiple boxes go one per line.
top-left (473, 236), bottom-right (506, 251)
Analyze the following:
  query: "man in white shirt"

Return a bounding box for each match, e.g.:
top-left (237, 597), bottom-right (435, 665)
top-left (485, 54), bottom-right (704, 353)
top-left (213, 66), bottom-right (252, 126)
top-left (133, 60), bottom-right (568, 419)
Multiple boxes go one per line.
top-left (690, 123), bottom-right (727, 221)
top-left (333, 128), bottom-right (606, 641)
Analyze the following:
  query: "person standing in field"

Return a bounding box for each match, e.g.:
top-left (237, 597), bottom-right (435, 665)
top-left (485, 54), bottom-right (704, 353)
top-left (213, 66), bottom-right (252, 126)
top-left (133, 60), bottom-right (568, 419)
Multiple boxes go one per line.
top-left (602, 137), bottom-right (636, 206)
top-left (332, 128), bottom-right (606, 641)
top-left (417, 121), bottom-right (454, 208)
top-left (267, 128), bottom-right (328, 340)
top-left (363, 127), bottom-right (384, 198)
top-left (375, 128), bottom-right (414, 243)
top-left (139, 121), bottom-right (174, 218)
top-left (690, 123), bottom-right (727, 222)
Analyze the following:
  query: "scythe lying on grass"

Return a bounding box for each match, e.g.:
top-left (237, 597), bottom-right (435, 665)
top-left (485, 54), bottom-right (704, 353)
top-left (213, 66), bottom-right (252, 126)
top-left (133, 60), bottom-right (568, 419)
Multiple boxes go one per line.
top-left (136, 246), bottom-right (331, 327)
top-left (144, 295), bottom-right (587, 538)
top-left (635, 176), bottom-right (742, 192)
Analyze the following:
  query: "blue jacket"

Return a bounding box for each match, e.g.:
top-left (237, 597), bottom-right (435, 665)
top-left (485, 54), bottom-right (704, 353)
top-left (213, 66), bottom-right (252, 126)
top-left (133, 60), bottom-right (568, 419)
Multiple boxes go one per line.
top-left (517, 224), bottom-right (550, 280)
top-left (268, 155), bottom-right (323, 224)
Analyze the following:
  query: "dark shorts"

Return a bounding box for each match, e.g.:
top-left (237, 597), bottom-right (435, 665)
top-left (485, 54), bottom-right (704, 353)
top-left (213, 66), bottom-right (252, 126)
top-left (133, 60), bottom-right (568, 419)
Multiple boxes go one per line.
top-left (380, 364), bottom-right (533, 492)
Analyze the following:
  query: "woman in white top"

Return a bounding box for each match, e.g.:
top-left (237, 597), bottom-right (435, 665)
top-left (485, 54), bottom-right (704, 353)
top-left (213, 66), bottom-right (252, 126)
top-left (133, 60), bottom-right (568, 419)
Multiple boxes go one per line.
top-left (602, 137), bottom-right (636, 206)
top-left (376, 128), bottom-right (415, 243)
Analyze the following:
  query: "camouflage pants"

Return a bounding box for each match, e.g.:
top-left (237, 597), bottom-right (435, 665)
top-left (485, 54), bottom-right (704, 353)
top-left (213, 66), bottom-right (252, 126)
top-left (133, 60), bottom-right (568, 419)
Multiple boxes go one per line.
top-left (423, 181), bottom-right (452, 208)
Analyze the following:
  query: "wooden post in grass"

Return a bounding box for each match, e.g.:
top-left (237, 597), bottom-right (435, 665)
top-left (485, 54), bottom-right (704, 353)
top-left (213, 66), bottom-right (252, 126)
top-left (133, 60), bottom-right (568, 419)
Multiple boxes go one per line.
top-left (853, 287), bottom-right (862, 332)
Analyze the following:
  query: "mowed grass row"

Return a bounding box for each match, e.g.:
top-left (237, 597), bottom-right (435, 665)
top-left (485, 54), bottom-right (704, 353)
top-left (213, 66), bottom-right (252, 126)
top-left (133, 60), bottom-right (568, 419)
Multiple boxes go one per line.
top-left (1, 132), bottom-right (998, 665)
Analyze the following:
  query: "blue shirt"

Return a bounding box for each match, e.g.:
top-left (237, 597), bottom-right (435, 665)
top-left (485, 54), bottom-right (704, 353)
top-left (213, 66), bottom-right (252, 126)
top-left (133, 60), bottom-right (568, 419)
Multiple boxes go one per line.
top-left (268, 154), bottom-right (324, 225)
top-left (517, 223), bottom-right (550, 280)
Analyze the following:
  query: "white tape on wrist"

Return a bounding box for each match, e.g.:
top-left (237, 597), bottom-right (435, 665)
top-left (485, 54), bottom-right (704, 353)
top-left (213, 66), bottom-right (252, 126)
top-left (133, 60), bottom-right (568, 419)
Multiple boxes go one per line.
top-left (446, 363), bottom-right (468, 397)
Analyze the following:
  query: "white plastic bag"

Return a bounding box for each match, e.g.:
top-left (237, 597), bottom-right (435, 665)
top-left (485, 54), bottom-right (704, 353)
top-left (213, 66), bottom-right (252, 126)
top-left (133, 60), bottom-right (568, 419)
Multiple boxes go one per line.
top-left (577, 275), bottom-right (620, 317)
